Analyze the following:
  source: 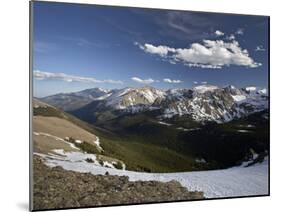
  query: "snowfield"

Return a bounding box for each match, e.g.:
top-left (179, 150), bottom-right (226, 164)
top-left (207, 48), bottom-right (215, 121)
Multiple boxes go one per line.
top-left (36, 150), bottom-right (269, 199)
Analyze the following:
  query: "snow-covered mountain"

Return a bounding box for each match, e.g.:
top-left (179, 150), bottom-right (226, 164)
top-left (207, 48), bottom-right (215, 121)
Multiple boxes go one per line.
top-left (159, 85), bottom-right (268, 123)
top-left (96, 85), bottom-right (268, 123)
top-left (42, 85), bottom-right (268, 124)
top-left (105, 87), bottom-right (166, 110)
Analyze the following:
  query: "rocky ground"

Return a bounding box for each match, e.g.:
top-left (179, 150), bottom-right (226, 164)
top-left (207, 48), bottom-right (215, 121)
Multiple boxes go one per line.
top-left (33, 155), bottom-right (204, 210)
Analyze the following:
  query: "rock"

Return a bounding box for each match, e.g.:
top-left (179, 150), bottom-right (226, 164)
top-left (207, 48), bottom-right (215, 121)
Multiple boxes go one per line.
top-left (33, 155), bottom-right (204, 210)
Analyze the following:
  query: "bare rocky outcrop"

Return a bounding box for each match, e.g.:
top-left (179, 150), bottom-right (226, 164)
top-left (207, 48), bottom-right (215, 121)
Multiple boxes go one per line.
top-left (33, 156), bottom-right (204, 210)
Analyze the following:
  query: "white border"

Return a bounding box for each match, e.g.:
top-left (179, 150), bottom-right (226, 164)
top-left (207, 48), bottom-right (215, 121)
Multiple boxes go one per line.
top-left (1, 1), bottom-right (280, 212)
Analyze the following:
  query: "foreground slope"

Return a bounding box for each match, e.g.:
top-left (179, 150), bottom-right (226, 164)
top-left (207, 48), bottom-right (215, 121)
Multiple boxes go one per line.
top-left (33, 155), bottom-right (203, 210)
top-left (37, 147), bottom-right (269, 199)
top-left (33, 98), bottom-right (124, 168)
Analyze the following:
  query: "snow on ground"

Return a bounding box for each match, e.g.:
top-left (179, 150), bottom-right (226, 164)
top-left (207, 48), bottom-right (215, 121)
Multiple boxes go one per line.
top-left (158, 121), bottom-right (172, 126)
top-left (95, 93), bottom-right (112, 100)
top-left (94, 136), bottom-right (103, 152)
top-left (176, 127), bottom-right (189, 131)
top-left (231, 94), bottom-right (247, 102)
top-left (37, 149), bottom-right (120, 169)
top-left (237, 130), bottom-right (251, 133)
top-left (103, 161), bottom-right (116, 169)
top-left (195, 158), bottom-right (206, 163)
top-left (75, 139), bottom-right (82, 144)
top-left (36, 150), bottom-right (268, 199)
top-left (177, 127), bottom-right (201, 132)
top-left (258, 88), bottom-right (267, 95)
top-left (247, 124), bottom-right (255, 128)
top-left (239, 124), bottom-right (255, 128)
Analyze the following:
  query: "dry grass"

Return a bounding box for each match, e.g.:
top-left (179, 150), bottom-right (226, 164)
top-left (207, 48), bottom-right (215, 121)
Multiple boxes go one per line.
top-left (33, 133), bottom-right (77, 154)
top-left (33, 116), bottom-right (99, 154)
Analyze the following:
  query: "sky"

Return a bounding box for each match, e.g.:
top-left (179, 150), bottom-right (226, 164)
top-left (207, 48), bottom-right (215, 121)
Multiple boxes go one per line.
top-left (32, 1), bottom-right (269, 97)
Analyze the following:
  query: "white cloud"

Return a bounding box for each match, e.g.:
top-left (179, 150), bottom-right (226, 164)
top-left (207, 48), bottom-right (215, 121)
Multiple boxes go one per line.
top-left (136, 39), bottom-right (261, 69)
top-left (255, 45), bottom-right (266, 51)
top-left (215, 30), bottom-right (224, 36)
top-left (131, 77), bottom-right (155, 84)
top-left (186, 63), bottom-right (222, 69)
top-left (135, 42), bottom-right (175, 57)
top-left (169, 60), bottom-right (177, 65)
top-left (163, 78), bottom-right (182, 83)
top-left (226, 34), bottom-right (236, 40)
top-left (193, 81), bottom-right (198, 84)
top-left (33, 70), bottom-right (123, 84)
top-left (201, 81), bottom-right (208, 84)
top-left (236, 28), bottom-right (244, 35)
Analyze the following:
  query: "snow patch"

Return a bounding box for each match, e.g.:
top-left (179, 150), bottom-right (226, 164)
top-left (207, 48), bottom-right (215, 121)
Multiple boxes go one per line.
top-left (37, 149), bottom-right (124, 170)
top-left (95, 93), bottom-right (112, 100)
top-left (237, 130), bottom-right (251, 133)
top-left (158, 121), bottom-right (172, 126)
top-left (75, 139), bottom-right (82, 144)
top-left (231, 94), bottom-right (246, 102)
top-left (195, 158), bottom-right (206, 163)
top-left (94, 136), bottom-right (103, 152)
top-left (258, 88), bottom-right (267, 95)
top-left (37, 152), bottom-right (268, 198)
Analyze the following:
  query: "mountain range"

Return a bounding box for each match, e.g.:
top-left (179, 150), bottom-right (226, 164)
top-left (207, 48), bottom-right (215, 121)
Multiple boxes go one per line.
top-left (40, 85), bottom-right (268, 125)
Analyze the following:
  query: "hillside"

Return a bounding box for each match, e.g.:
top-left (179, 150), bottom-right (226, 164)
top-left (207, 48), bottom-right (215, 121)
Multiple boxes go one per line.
top-left (33, 98), bottom-right (205, 209)
top-left (33, 99), bottom-right (205, 172)
top-left (33, 99), bottom-right (125, 169)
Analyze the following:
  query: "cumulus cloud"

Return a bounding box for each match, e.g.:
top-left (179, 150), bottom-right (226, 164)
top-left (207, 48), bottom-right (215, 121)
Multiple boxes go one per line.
top-left (34, 70), bottom-right (123, 84)
top-left (163, 78), bottom-right (182, 83)
top-left (135, 42), bottom-right (175, 57)
top-left (226, 34), bottom-right (236, 40)
top-left (255, 45), bottom-right (266, 51)
top-left (193, 81), bottom-right (198, 84)
top-left (131, 77), bottom-right (155, 84)
top-left (236, 28), bottom-right (244, 35)
top-left (215, 30), bottom-right (224, 36)
top-left (186, 63), bottom-right (222, 69)
top-left (136, 39), bottom-right (261, 69)
top-left (201, 81), bottom-right (208, 84)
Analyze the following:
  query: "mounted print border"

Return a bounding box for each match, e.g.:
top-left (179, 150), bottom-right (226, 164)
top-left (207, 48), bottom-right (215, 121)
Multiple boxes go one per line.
top-left (29, 1), bottom-right (270, 211)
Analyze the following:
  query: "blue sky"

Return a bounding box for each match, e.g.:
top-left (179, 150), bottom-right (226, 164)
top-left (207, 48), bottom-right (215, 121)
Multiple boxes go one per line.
top-left (32, 2), bottom-right (269, 97)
